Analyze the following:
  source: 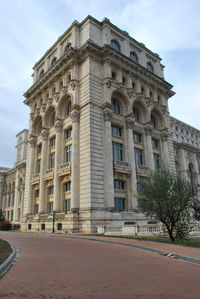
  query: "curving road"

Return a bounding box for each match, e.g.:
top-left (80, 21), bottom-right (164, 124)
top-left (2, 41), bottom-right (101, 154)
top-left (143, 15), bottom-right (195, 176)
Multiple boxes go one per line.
top-left (0, 232), bottom-right (200, 299)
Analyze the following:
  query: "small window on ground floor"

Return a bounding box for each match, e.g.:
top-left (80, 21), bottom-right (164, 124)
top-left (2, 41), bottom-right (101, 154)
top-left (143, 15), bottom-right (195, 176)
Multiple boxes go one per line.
top-left (57, 223), bottom-right (62, 231)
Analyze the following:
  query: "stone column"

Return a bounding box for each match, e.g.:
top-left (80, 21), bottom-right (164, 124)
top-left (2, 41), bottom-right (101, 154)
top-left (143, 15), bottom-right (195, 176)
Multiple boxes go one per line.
top-left (27, 136), bottom-right (36, 215)
top-left (39, 129), bottom-right (49, 214)
top-left (161, 131), bottom-right (169, 166)
top-left (13, 170), bottom-right (19, 222)
top-left (193, 156), bottom-right (200, 185)
top-left (53, 121), bottom-right (63, 212)
top-left (70, 109), bottom-right (80, 211)
top-left (103, 103), bottom-right (115, 210)
top-left (145, 125), bottom-right (154, 170)
top-left (126, 114), bottom-right (137, 210)
top-left (179, 147), bottom-right (188, 178)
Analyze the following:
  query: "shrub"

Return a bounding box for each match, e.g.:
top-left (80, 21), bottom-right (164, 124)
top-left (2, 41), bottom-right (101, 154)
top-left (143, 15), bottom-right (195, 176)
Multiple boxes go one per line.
top-left (0, 221), bottom-right (12, 231)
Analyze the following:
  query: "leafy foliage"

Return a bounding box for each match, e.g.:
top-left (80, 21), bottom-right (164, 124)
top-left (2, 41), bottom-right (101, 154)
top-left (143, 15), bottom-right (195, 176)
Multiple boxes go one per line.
top-left (137, 167), bottom-right (198, 241)
top-left (0, 221), bottom-right (12, 231)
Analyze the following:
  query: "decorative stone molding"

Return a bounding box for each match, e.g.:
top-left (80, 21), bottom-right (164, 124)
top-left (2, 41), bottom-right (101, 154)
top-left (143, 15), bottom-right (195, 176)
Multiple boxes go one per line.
top-left (28, 136), bottom-right (36, 147)
top-left (103, 102), bottom-right (113, 122)
top-left (53, 93), bottom-right (60, 103)
top-left (70, 111), bottom-right (79, 123)
top-left (105, 79), bottom-right (112, 88)
top-left (127, 89), bottom-right (134, 99)
top-left (40, 104), bottom-right (46, 113)
top-left (70, 80), bottom-right (76, 90)
top-left (103, 109), bottom-right (112, 122)
top-left (30, 113), bottom-right (35, 121)
top-left (144, 124), bottom-right (153, 135)
top-left (126, 113), bottom-right (135, 129)
top-left (161, 131), bottom-right (169, 141)
top-left (40, 129), bottom-right (49, 141)
top-left (54, 120), bottom-right (63, 132)
top-left (59, 87), bottom-right (68, 99)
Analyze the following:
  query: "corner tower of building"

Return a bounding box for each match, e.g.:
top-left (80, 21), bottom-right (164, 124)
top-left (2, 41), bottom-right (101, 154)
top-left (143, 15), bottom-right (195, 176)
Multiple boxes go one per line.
top-left (22, 16), bottom-right (175, 232)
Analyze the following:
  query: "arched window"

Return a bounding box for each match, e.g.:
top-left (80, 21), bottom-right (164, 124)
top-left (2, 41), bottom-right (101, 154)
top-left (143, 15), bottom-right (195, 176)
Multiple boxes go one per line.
top-left (65, 101), bottom-right (71, 116)
top-left (39, 69), bottom-right (44, 78)
top-left (64, 42), bottom-right (71, 52)
top-left (130, 51), bottom-right (138, 63)
top-left (51, 57), bottom-right (57, 67)
top-left (112, 98), bottom-right (121, 114)
top-left (147, 62), bottom-right (154, 73)
top-left (133, 108), bottom-right (140, 121)
top-left (111, 39), bottom-right (120, 52)
top-left (151, 115), bottom-right (157, 129)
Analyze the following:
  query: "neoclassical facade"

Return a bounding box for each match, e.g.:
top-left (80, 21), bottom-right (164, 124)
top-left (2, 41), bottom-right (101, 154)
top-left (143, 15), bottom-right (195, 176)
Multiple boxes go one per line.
top-left (0, 16), bottom-right (200, 232)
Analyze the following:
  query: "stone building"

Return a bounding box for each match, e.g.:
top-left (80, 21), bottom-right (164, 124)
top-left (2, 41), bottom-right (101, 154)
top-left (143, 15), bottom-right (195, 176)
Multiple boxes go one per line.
top-left (0, 16), bottom-right (199, 233)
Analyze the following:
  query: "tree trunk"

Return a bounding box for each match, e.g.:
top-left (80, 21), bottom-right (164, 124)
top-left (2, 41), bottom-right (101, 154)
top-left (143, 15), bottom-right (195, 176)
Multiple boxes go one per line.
top-left (165, 223), bottom-right (175, 242)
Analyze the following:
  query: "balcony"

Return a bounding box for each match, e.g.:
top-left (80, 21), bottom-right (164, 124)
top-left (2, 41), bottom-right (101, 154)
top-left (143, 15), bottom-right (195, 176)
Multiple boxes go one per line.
top-left (113, 161), bottom-right (131, 175)
top-left (32, 174), bottom-right (40, 183)
top-left (58, 162), bottom-right (71, 176)
top-left (136, 165), bottom-right (151, 177)
top-left (44, 169), bottom-right (54, 179)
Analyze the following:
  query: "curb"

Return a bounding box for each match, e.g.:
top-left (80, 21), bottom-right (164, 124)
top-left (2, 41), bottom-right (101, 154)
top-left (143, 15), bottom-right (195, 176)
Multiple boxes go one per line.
top-left (0, 240), bottom-right (19, 278)
top-left (51, 234), bottom-right (200, 266)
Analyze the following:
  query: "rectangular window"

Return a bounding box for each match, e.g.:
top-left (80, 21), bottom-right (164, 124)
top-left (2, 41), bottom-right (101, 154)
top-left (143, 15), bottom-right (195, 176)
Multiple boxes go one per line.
top-left (153, 153), bottom-right (160, 169)
top-left (114, 197), bottom-right (126, 212)
top-left (36, 159), bottom-right (41, 174)
top-left (64, 181), bottom-right (71, 191)
top-left (64, 199), bottom-right (71, 213)
top-left (35, 189), bottom-right (39, 198)
top-left (133, 132), bottom-right (142, 143)
top-left (49, 152), bottom-right (55, 169)
top-left (134, 148), bottom-right (143, 166)
top-left (34, 205), bottom-right (38, 215)
top-left (48, 202), bottom-right (53, 214)
top-left (37, 144), bottom-right (42, 154)
top-left (65, 145), bottom-right (72, 162)
top-left (50, 136), bottom-right (56, 147)
top-left (137, 182), bottom-right (142, 192)
top-left (112, 142), bottom-right (123, 161)
top-left (11, 211), bottom-right (13, 221)
top-left (48, 186), bottom-right (54, 195)
top-left (114, 180), bottom-right (125, 190)
top-left (64, 128), bottom-right (72, 139)
top-left (17, 208), bottom-right (21, 220)
top-left (112, 125), bottom-right (122, 137)
top-left (152, 138), bottom-right (159, 148)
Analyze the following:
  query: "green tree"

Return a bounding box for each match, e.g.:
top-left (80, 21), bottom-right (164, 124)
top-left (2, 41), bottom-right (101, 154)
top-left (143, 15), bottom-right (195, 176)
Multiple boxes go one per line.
top-left (137, 167), bottom-right (198, 241)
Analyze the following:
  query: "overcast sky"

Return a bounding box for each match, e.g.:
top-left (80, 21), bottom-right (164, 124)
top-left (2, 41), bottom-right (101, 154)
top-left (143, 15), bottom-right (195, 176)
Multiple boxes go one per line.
top-left (0, 0), bottom-right (200, 167)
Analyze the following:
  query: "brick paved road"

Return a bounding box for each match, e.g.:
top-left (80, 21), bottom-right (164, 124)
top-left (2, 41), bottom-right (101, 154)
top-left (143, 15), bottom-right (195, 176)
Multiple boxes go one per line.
top-left (0, 232), bottom-right (200, 299)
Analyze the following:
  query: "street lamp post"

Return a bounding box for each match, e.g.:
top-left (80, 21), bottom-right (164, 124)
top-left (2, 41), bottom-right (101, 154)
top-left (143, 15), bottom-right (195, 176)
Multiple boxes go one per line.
top-left (52, 210), bottom-right (56, 233)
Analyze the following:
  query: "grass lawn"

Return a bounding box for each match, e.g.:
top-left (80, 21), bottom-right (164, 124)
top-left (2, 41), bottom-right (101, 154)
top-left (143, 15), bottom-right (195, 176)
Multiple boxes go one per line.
top-left (132, 236), bottom-right (200, 248)
top-left (0, 239), bottom-right (12, 264)
top-left (92, 234), bottom-right (200, 248)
